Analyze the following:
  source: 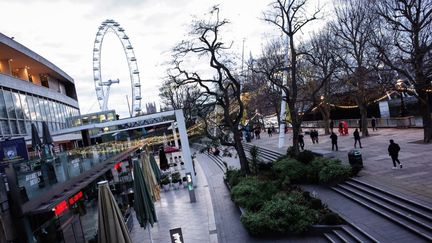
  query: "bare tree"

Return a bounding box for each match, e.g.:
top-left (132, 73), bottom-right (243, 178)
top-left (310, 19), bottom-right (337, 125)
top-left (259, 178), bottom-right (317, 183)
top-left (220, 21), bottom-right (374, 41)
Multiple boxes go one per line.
top-left (249, 40), bottom-right (285, 126)
top-left (159, 77), bottom-right (202, 126)
top-left (263, 0), bottom-right (322, 154)
top-left (375, 0), bottom-right (432, 143)
top-left (303, 27), bottom-right (339, 134)
top-left (169, 6), bottom-right (250, 173)
top-left (331, 0), bottom-right (381, 137)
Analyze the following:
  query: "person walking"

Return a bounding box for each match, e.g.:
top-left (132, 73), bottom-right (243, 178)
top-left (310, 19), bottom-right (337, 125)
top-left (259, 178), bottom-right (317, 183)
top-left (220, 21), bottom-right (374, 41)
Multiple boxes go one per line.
top-left (309, 130), bottom-right (315, 144)
top-left (330, 132), bottom-right (338, 151)
top-left (298, 133), bottom-right (305, 150)
top-left (371, 117), bottom-right (377, 131)
top-left (314, 129), bottom-right (319, 143)
top-left (267, 127), bottom-right (272, 137)
top-left (388, 139), bottom-right (402, 169)
top-left (358, 119), bottom-right (362, 132)
top-left (353, 129), bottom-right (362, 148)
top-left (338, 121), bottom-right (343, 135)
top-left (330, 120), bottom-right (334, 132)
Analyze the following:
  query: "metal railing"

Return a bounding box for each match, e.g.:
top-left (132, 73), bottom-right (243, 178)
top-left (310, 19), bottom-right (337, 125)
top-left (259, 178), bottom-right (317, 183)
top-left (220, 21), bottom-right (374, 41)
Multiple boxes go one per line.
top-left (301, 116), bottom-right (422, 128)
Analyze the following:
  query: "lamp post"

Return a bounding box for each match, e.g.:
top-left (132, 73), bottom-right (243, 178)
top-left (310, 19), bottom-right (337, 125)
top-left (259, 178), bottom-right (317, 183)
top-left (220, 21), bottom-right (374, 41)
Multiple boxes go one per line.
top-left (395, 79), bottom-right (408, 117)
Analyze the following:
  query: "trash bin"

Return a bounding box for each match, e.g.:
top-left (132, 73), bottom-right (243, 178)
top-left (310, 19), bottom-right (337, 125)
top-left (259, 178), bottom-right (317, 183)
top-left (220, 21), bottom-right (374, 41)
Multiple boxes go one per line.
top-left (348, 149), bottom-right (363, 169)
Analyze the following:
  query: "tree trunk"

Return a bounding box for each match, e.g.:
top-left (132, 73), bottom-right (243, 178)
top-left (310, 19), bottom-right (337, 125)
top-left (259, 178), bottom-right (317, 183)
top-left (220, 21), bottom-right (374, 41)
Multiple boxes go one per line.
top-left (289, 105), bottom-right (300, 155)
top-left (233, 128), bottom-right (250, 174)
top-left (319, 105), bottom-right (331, 135)
top-left (359, 104), bottom-right (369, 137)
top-left (418, 90), bottom-right (432, 143)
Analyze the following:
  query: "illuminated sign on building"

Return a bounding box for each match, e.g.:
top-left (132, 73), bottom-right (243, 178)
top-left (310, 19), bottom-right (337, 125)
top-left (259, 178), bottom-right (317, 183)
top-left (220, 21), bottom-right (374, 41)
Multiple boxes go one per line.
top-left (68, 191), bottom-right (83, 206)
top-left (53, 200), bottom-right (68, 216)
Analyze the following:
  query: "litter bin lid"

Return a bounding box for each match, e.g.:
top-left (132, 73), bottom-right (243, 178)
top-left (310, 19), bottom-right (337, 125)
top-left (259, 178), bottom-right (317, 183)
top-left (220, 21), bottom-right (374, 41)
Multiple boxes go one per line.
top-left (349, 149), bottom-right (361, 156)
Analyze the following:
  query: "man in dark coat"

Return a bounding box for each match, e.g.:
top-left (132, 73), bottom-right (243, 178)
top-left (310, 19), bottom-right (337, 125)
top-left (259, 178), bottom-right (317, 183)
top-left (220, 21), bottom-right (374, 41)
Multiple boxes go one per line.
top-left (330, 132), bottom-right (338, 151)
top-left (309, 130), bottom-right (315, 144)
top-left (371, 117), bottom-right (377, 131)
top-left (353, 129), bottom-right (362, 148)
top-left (388, 139), bottom-right (402, 169)
top-left (298, 133), bottom-right (305, 150)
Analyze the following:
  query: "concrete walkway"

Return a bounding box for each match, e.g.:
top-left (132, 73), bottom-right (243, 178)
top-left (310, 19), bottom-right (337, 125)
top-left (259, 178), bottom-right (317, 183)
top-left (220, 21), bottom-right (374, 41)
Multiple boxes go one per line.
top-left (130, 156), bottom-right (217, 243)
top-left (249, 128), bottom-right (432, 207)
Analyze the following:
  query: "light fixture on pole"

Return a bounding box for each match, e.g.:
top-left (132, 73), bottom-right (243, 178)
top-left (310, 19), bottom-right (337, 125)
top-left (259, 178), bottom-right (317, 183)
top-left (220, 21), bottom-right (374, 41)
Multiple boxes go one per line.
top-left (395, 79), bottom-right (408, 117)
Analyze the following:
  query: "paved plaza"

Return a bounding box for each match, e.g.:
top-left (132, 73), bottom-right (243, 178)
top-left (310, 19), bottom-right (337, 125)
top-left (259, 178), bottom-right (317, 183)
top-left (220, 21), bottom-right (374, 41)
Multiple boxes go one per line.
top-left (130, 156), bottom-right (217, 243)
top-left (128, 128), bottom-right (432, 242)
top-left (251, 128), bottom-right (432, 206)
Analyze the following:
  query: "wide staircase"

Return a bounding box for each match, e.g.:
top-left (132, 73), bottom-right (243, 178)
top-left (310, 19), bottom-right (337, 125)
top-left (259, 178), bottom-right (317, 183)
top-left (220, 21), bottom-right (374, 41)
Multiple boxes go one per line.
top-left (241, 142), bottom-right (432, 242)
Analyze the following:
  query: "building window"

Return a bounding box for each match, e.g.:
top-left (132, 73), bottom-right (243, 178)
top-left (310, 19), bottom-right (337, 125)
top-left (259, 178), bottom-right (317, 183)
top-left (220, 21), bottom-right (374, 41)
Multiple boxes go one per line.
top-left (19, 93), bottom-right (30, 120)
top-left (9, 120), bottom-right (18, 135)
top-left (0, 120), bottom-right (10, 135)
top-left (27, 95), bottom-right (37, 121)
top-left (12, 92), bottom-right (24, 119)
top-left (0, 90), bottom-right (7, 119)
top-left (4, 90), bottom-right (17, 119)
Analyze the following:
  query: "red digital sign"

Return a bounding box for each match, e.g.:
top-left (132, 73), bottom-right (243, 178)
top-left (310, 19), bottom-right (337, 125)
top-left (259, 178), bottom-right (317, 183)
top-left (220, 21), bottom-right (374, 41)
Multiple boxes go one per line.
top-left (114, 162), bottom-right (122, 171)
top-left (68, 191), bottom-right (83, 206)
top-left (53, 200), bottom-right (68, 216)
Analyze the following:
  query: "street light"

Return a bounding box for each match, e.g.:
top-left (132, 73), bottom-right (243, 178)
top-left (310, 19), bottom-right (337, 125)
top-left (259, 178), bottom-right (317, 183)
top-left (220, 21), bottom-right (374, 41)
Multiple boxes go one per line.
top-left (395, 79), bottom-right (408, 117)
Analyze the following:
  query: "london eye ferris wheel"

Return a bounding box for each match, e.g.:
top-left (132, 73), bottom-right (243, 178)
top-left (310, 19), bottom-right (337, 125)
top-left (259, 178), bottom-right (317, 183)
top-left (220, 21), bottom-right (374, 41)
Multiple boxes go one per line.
top-left (92, 19), bottom-right (142, 115)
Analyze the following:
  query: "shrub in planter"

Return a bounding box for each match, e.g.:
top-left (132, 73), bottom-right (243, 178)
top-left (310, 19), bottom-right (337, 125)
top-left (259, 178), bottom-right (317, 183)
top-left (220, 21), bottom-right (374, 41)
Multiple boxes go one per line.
top-left (171, 172), bottom-right (182, 189)
top-left (273, 158), bottom-right (307, 183)
top-left (241, 195), bottom-right (318, 235)
top-left (231, 177), bottom-right (278, 211)
top-left (160, 175), bottom-right (171, 191)
top-left (225, 168), bottom-right (245, 187)
top-left (296, 150), bottom-right (315, 164)
top-left (318, 163), bottom-right (351, 184)
top-left (305, 157), bottom-right (327, 183)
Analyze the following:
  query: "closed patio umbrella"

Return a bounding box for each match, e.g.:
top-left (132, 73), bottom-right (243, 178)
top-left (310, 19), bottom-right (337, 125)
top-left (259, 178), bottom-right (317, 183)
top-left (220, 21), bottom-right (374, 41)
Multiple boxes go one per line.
top-left (133, 158), bottom-right (157, 242)
top-left (158, 147), bottom-right (169, 171)
top-left (31, 123), bottom-right (42, 158)
top-left (149, 154), bottom-right (161, 184)
top-left (98, 181), bottom-right (132, 243)
top-left (42, 121), bottom-right (53, 157)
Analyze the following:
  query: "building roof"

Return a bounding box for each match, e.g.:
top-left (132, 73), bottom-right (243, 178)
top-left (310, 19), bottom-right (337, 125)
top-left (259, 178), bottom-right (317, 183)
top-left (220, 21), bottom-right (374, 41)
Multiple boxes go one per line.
top-left (0, 32), bottom-right (74, 84)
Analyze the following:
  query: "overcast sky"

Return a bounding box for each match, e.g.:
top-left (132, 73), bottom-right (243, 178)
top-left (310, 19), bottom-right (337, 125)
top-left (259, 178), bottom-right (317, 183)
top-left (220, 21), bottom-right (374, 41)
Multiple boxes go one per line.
top-left (1, 0), bottom-right (331, 118)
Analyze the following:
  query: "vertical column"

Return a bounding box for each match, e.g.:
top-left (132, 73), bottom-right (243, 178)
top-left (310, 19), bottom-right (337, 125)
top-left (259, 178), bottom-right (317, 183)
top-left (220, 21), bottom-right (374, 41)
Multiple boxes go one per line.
top-left (17, 68), bottom-right (29, 81)
top-left (172, 122), bottom-right (179, 148)
top-left (0, 59), bottom-right (12, 75)
top-left (174, 109), bottom-right (196, 184)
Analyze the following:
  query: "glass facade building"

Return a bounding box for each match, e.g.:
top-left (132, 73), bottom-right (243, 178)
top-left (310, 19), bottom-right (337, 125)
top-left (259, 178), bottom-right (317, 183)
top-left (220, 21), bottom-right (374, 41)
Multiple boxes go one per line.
top-left (0, 32), bottom-right (80, 138)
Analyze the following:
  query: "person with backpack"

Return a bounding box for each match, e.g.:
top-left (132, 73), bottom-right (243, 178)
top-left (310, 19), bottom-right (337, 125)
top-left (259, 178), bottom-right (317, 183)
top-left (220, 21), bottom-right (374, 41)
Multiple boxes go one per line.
top-left (388, 139), bottom-right (402, 169)
top-left (353, 129), bottom-right (362, 148)
top-left (330, 132), bottom-right (338, 151)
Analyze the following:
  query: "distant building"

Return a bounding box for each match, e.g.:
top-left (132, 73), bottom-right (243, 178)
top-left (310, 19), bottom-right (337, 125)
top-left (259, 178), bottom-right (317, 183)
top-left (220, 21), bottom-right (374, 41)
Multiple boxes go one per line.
top-left (145, 102), bottom-right (157, 114)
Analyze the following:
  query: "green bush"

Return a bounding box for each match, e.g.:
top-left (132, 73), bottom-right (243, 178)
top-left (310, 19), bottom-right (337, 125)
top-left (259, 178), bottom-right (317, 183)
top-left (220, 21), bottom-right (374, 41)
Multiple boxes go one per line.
top-left (305, 157), bottom-right (326, 182)
top-left (319, 163), bottom-right (351, 184)
top-left (273, 158), bottom-right (307, 183)
top-left (225, 168), bottom-right (245, 187)
top-left (231, 177), bottom-right (278, 211)
top-left (241, 195), bottom-right (319, 235)
top-left (296, 150), bottom-right (315, 164)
